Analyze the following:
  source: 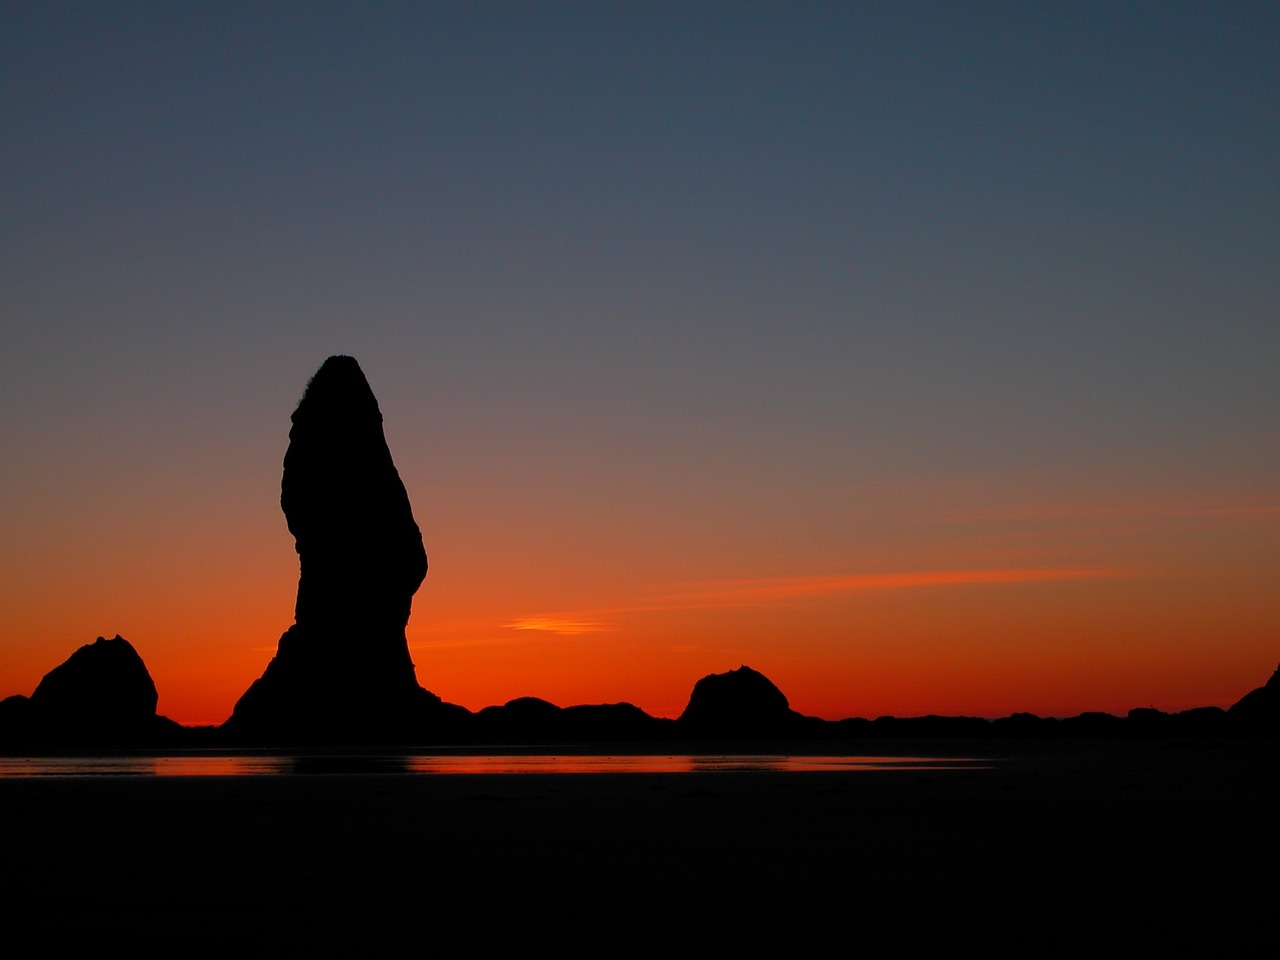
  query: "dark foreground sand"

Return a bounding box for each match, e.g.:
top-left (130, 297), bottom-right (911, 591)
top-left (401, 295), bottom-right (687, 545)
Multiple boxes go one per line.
top-left (4, 740), bottom-right (1275, 954)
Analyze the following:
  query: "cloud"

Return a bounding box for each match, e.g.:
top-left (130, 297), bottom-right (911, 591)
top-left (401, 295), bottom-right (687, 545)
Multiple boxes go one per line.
top-left (497, 566), bottom-right (1128, 634)
top-left (639, 567), bottom-right (1125, 610)
top-left (428, 566), bottom-right (1132, 652)
top-left (504, 617), bottom-right (609, 636)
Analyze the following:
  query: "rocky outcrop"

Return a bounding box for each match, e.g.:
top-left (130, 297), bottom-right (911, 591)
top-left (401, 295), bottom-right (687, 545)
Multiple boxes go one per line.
top-left (1228, 662), bottom-right (1280, 733)
top-left (31, 634), bottom-right (158, 722)
top-left (0, 635), bottom-right (182, 746)
top-left (224, 356), bottom-right (448, 742)
top-left (472, 698), bottom-right (672, 743)
top-left (677, 665), bottom-right (810, 738)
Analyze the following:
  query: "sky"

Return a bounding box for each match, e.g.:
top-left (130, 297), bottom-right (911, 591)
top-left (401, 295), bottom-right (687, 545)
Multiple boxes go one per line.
top-left (2, 1), bottom-right (1277, 725)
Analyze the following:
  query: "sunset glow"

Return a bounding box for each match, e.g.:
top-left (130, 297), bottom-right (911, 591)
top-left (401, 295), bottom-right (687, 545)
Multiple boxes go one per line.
top-left (2, 4), bottom-right (1276, 727)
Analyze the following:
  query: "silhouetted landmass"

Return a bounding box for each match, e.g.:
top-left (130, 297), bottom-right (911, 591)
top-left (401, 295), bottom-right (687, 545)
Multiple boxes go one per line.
top-left (3, 640), bottom-right (1277, 748)
top-left (473, 698), bottom-right (675, 743)
top-left (0, 636), bottom-right (183, 747)
top-left (677, 665), bottom-right (813, 738)
top-left (1228, 662), bottom-right (1280, 732)
top-left (222, 356), bottom-right (464, 743)
top-left (1, 354), bottom-right (1275, 749)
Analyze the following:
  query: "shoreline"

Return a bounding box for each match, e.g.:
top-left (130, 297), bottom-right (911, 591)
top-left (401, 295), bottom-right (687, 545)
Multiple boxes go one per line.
top-left (7, 739), bottom-right (1275, 951)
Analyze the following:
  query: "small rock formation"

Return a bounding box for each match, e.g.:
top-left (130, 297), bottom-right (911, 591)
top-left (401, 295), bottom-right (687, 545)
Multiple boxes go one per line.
top-left (1228, 662), bottom-right (1280, 733)
top-left (31, 634), bottom-right (159, 723)
top-left (561, 702), bottom-right (671, 741)
top-left (475, 697), bottom-right (566, 743)
top-left (678, 665), bottom-right (808, 738)
top-left (225, 356), bottom-right (444, 742)
top-left (472, 698), bottom-right (671, 743)
top-left (0, 635), bottom-right (181, 746)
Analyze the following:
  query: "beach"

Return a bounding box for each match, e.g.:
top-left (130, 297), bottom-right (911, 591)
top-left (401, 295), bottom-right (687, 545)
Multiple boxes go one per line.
top-left (4, 740), bottom-right (1274, 954)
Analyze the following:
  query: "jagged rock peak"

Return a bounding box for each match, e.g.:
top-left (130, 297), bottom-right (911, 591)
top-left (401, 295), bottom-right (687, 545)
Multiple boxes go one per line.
top-left (30, 634), bottom-right (159, 723)
top-left (679, 664), bottom-right (793, 729)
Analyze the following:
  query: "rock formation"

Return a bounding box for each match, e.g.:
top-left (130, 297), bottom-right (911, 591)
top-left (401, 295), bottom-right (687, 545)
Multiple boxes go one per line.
top-left (472, 698), bottom-right (671, 743)
top-left (1229, 662), bottom-right (1280, 732)
top-left (678, 664), bottom-right (809, 738)
top-left (0, 635), bottom-right (181, 746)
top-left (225, 356), bottom-right (445, 741)
top-left (31, 634), bottom-right (159, 723)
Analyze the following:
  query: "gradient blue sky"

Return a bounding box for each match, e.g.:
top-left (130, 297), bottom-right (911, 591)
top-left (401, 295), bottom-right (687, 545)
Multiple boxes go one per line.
top-left (3, 2), bottom-right (1277, 723)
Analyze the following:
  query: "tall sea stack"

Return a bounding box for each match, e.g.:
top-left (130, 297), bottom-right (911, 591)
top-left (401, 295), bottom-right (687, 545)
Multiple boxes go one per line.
top-left (225, 356), bottom-right (439, 741)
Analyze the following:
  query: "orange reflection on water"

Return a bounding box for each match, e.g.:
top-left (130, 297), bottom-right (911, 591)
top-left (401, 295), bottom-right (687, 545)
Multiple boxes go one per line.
top-left (0, 754), bottom-right (988, 777)
top-left (0, 756), bottom-right (292, 777)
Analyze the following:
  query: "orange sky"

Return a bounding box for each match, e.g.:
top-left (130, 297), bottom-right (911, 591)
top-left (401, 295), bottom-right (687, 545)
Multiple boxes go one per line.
top-left (2, 6), bottom-right (1277, 727)
top-left (3, 469), bottom-right (1274, 726)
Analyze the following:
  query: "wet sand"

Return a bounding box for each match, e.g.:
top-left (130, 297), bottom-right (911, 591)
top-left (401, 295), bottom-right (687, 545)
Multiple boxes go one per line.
top-left (4, 740), bottom-right (1275, 953)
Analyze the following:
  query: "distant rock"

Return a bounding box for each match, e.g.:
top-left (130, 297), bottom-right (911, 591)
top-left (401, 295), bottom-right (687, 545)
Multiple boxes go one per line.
top-left (224, 356), bottom-right (453, 742)
top-left (561, 702), bottom-right (673, 741)
top-left (1060, 711), bottom-right (1125, 736)
top-left (868, 714), bottom-right (991, 738)
top-left (471, 698), bottom-right (671, 743)
top-left (0, 695), bottom-right (34, 745)
top-left (0, 635), bottom-right (182, 746)
top-left (31, 634), bottom-right (158, 723)
top-left (475, 697), bottom-right (565, 742)
top-left (677, 665), bottom-right (809, 738)
top-left (1228, 662), bottom-right (1280, 733)
top-left (1127, 705), bottom-right (1229, 737)
top-left (1173, 705), bottom-right (1228, 734)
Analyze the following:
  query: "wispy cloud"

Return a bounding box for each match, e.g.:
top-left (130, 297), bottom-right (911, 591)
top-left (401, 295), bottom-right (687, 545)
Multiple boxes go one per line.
top-left (496, 566), bottom-right (1127, 634)
top-left (638, 567), bottom-right (1125, 609)
top-left (504, 617), bottom-right (608, 636)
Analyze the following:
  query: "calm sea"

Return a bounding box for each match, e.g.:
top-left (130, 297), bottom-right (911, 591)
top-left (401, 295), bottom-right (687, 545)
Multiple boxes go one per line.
top-left (0, 752), bottom-right (989, 777)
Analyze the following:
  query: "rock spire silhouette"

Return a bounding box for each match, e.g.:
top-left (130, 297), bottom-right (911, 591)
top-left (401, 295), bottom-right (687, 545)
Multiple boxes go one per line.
top-left (225, 356), bottom-right (437, 741)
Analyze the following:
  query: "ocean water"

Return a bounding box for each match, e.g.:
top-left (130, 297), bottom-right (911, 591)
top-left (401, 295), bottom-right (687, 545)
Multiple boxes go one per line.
top-left (0, 752), bottom-right (990, 777)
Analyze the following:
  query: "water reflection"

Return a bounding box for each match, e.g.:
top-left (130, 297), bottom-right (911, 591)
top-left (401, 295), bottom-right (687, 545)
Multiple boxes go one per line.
top-left (0, 753), bottom-right (988, 778)
top-left (288, 755), bottom-right (412, 776)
